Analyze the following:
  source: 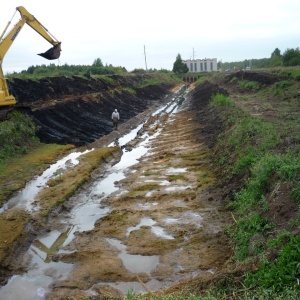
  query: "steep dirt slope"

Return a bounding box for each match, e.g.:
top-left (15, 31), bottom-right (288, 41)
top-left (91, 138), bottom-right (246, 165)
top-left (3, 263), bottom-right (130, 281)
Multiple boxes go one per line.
top-left (8, 74), bottom-right (177, 145)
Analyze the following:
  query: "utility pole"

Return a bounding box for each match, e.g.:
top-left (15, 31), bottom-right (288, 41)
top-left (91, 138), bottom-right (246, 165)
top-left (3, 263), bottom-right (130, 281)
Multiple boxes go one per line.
top-left (144, 45), bottom-right (148, 71)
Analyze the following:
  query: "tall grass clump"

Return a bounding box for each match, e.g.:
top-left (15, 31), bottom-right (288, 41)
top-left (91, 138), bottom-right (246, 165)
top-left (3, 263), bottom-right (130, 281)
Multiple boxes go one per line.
top-left (210, 93), bottom-right (233, 106)
top-left (218, 116), bottom-right (280, 174)
top-left (232, 153), bottom-right (300, 215)
top-left (0, 111), bottom-right (38, 161)
top-left (239, 80), bottom-right (261, 91)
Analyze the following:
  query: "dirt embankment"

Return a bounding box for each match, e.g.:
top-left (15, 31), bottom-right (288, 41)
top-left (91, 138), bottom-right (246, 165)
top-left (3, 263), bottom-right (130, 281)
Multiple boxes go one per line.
top-left (9, 74), bottom-right (177, 146)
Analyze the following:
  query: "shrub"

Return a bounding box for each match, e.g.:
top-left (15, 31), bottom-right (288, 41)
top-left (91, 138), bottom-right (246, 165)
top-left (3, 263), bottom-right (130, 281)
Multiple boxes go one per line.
top-left (0, 111), bottom-right (38, 160)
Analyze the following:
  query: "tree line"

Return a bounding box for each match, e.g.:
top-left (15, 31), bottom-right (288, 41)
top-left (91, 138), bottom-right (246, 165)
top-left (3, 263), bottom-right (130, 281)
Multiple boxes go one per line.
top-left (220, 47), bottom-right (300, 71)
top-left (7, 58), bottom-right (171, 79)
top-left (7, 46), bottom-right (300, 78)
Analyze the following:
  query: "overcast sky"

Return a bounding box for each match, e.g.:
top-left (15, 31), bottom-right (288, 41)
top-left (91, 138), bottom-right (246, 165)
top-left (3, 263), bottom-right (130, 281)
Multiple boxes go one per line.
top-left (1, 0), bottom-right (299, 73)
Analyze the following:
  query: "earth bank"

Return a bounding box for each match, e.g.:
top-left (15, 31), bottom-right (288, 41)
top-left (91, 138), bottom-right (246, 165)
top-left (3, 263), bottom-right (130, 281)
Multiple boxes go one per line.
top-left (9, 74), bottom-right (179, 145)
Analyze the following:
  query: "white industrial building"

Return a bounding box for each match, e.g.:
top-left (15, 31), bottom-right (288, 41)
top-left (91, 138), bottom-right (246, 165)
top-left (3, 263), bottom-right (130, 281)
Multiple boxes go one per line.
top-left (184, 58), bottom-right (218, 72)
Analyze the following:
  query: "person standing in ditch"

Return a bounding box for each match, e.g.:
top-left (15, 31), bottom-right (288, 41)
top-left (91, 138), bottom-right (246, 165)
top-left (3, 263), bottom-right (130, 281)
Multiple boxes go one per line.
top-left (111, 109), bottom-right (120, 130)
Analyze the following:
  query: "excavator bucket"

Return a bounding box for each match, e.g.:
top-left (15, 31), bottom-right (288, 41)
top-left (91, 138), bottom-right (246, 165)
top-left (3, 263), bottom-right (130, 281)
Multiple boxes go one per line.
top-left (38, 42), bottom-right (61, 60)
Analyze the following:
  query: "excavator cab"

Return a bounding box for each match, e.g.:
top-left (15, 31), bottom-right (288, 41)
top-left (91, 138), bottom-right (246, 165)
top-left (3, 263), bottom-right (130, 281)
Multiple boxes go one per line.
top-left (38, 42), bottom-right (61, 60)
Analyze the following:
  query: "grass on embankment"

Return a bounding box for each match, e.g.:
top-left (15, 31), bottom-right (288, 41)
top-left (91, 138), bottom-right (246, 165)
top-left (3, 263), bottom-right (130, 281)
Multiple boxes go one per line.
top-left (203, 79), bottom-right (300, 299)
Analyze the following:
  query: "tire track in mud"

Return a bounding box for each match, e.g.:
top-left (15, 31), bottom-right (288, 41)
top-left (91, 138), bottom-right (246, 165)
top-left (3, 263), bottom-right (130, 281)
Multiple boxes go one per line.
top-left (47, 92), bottom-right (232, 298)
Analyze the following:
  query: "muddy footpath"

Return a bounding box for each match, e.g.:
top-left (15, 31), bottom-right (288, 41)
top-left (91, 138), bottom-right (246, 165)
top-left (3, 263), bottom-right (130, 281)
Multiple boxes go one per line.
top-left (0, 76), bottom-right (235, 299)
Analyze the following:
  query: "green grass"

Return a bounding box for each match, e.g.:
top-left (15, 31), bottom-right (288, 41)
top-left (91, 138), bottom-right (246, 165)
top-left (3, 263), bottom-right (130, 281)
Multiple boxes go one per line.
top-left (210, 93), bottom-right (233, 106)
top-left (0, 111), bottom-right (38, 161)
top-left (245, 234), bottom-right (300, 291)
top-left (239, 80), bottom-right (261, 91)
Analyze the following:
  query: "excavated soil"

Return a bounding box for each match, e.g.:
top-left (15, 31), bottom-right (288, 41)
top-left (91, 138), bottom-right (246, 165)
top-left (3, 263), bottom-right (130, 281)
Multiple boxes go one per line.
top-left (8, 74), bottom-right (176, 145)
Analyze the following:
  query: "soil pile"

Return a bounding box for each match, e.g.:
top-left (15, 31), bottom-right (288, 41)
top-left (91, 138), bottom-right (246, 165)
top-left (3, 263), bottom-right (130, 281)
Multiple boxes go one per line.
top-left (9, 74), bottom-right (177, 145)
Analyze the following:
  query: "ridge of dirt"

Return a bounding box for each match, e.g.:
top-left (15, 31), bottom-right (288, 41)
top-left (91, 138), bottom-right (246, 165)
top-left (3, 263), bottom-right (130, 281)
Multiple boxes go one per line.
top-left (8, 74), bottom-right (178, 146)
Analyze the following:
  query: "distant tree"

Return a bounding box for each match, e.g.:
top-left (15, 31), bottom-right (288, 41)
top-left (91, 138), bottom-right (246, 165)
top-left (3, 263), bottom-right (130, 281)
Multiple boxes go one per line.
top-left (270, 48), bottom-right (283, 67)
top-left (92, 58), bottom-right (104, 67)
top-left (172, 54), bottom-right (188, 74)
top-left (271, 48), bottom-right (281, 57)
top-left (282, 48), bottom-right (300, 67)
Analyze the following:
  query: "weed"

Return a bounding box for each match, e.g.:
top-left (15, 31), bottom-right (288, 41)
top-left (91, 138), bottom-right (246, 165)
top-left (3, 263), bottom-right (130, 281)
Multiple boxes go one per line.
top-left (275, 80), bottom-right (293, 89)
top-left (230, 213), bottom-right (272, 260)
top-left (239, 80), bottom-right (261, 91)
top-left (245, 234), bottom-right (300, 291)
top-left (210, 93), bottom-right (233, 106)
top-left (0, 111), bottom-right (38, 161)
top-left (124, 87), bottom-right (137, 94)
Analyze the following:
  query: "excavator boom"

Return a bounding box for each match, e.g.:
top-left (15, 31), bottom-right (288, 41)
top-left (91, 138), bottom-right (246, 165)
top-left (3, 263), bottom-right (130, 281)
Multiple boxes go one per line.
top-left (0, 6), bottom-right (61, 107)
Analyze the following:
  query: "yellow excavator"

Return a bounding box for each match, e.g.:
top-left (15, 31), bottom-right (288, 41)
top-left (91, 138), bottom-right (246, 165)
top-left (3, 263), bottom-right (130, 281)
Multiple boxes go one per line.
top-left (0, 6), bottom-right (61, 107)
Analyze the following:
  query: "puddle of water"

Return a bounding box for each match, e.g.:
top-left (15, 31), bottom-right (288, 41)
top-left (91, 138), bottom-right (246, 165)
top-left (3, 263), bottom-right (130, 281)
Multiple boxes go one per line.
top-left (127, 217), bottom-right (156, 236)
top-left (137, 202), bottom-right (158, 209)
top-left (159, 180), bottom-right (170, 186)
top-left (145, 191), bottom-right (154, 197)
top-left (165, 185), bottom-right (192, 192)
top-left (90, 143), bottom-right (149, 200)
top-left (0, 275), bottom-right (52, 300)
top-left (0, 256), bottom-right (73, 300)
top-left (165, 102), bottom-right (178, 113)
top-left (0, 149), bottom-right (93, 213)
top-left (107, 239), bottom-right (159, 274)
top-left (151, 226), bottom-right (174, 240)
top-left (108, 123), bottom-right (144, 147)
top-left (98, 278), bottom-right (167, 296)
top-left (165, 167), bottom-right (187, 174)
top-left (164, 212), bottom-right (203, 228)
top-left (127, 217), bottom-right (174, 239)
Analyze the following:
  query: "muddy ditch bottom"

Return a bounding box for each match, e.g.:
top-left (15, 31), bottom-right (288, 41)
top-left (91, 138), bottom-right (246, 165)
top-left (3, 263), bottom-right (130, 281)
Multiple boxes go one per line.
top-left (0, 87), bottom-right (232, 299)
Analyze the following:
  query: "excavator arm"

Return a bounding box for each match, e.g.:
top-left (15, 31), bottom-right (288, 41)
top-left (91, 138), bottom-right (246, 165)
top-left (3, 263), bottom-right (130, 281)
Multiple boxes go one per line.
top-left (0, 6), bottom-right (61, 106)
